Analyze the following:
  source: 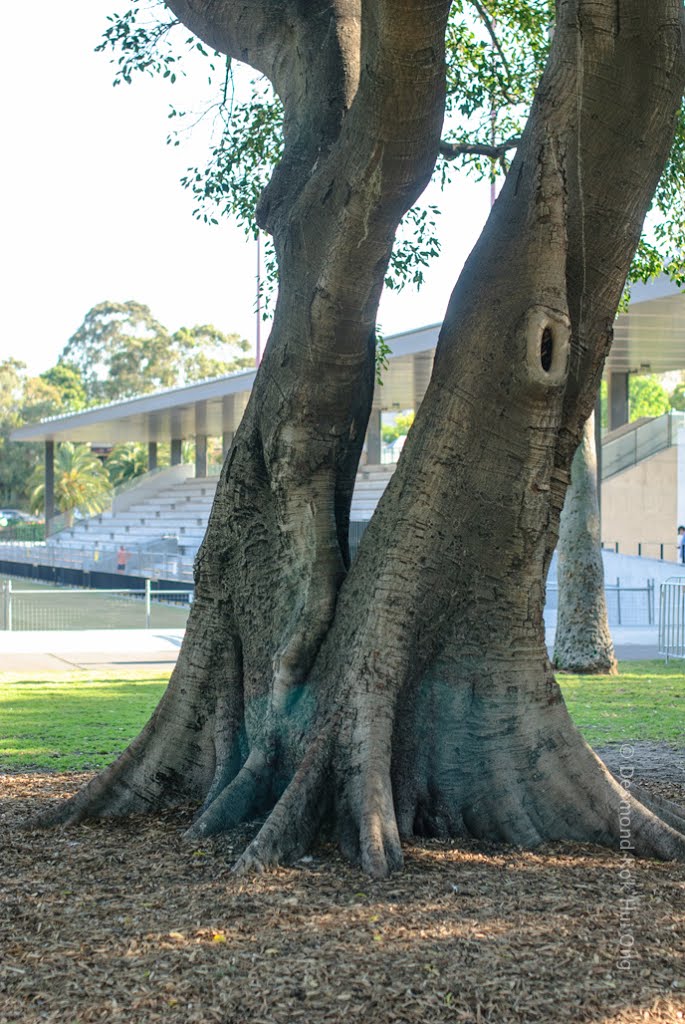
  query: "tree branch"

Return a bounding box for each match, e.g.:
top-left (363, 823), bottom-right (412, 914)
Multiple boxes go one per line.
top-left (468, 0), bottom-right (517, 104)
top-left (163, 0), bottom-right (289, 78)
top-left (439, 136), bottom-right (521, 160)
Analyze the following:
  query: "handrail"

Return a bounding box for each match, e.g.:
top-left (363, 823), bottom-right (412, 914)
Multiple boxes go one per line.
top-left (602, 411), bottom-right (685, 481)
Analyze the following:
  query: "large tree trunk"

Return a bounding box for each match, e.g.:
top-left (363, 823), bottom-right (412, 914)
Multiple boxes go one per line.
top-left (554, 413), bottom-right (618, 673)
top-left (45, 0), bottom-right (685, 876)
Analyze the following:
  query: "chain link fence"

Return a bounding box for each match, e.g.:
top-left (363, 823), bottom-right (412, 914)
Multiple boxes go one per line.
top-left (0, 578), bottom-right (192, 631)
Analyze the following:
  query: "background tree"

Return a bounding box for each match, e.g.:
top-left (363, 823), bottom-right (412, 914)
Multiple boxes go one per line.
top-left (0, 360), bottom-right (65, 508)
top-left (172, 324), bottom-right (253, 379)
top-left (29, 442), bottom-right (111, 525)
top-left (629, 374), bottom-right (671, 420)
top-left (39, 361), bottom-right (88, 412)
top-left (106, 443), bottom-right (149, 488)
top-left (382, 411), bottom-right (415, 445)
top-left (60, 300), bottom-right (172, 402)
top-left (60, 300), bottom-right (252, 403)
top-left (47, 0), bottom-right (685, 877)
top-left (554, 415), bottom-right (617, 674)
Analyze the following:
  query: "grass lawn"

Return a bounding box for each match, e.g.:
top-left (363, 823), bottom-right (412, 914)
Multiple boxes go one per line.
top-left (560, 659), bottom-right (685, 746)
top-left (0, 669), bottom-right (169, 770)
top-left (0, 660), bottom-right (683, 772)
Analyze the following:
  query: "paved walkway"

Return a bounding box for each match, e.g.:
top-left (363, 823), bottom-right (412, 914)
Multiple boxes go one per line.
top-left (0, 629), bottom-right (184, 672)
top-left (0, 624), bottom-right (665, 673)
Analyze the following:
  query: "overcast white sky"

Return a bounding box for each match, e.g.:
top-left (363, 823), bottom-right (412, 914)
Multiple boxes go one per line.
top-left (2, 1), bottom-right (493, 377)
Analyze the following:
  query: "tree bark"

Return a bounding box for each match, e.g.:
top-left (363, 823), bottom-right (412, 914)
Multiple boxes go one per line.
top-left (45, 0), bottom-right (454, 829)
top-left (44, 0), bottom-right (685, 877)
top-left (554, 413), bottom-right (617, 674)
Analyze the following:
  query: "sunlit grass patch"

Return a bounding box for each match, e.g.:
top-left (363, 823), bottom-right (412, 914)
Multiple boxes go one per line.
top-left (0, 670), bottom-right (170, 770)
top-left (0, 660), bottom-right (683, 773)
top-left (559, 660), bottom-right (685, 746)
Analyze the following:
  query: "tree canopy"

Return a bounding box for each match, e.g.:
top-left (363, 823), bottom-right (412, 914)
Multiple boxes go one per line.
top-left (0, 360), bottom-right (65, 508)
top-left (96, 1), bottom-right (685, 302)
top-left (60, 300), bottom-right (252, 404)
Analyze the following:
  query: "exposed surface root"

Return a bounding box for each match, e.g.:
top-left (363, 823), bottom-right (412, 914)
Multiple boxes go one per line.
top-left (386, 666), bottom-right (685, 871)
top-left (234, 729), bottom-right (332, 873)
top-left (185, 750), bottom-right (269, 840)
top-left (6, 770), bottom-right (685, 1024)
top-left (336, 768), bottom-right (404, 879)
top-left (630, 787), bottom-right (685, 837)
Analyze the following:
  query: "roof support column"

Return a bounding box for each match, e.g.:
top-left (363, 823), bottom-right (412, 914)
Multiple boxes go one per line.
top-left (195, 435), bottom-right (207, 478)
top-left (170, 439), bottom-right (182, 466)
top-left (44, 441), bottom-right (55, 537)
top-left (366, 410), bottom-right (382, 466)
top-left (222, 430), bottom-right (234, 459)
top-left (148, 441), bottom-right (157, 472)
top-left (607, 371), bottom-right (630, 431)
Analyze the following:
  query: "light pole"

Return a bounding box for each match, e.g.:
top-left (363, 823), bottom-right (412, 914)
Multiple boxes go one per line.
top-left (256, 232), bottom-right (262, 365)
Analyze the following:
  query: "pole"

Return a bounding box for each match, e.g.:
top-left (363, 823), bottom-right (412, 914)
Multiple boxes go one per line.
top-left (490, 107), bottom-right (497, 208)
top-left (45, 441), bottom-right (55, 538)
top-left (145, 578), bottom-right (151, 629)
top-left (594, 392), bottom-right (602, 525)
top-left (256, 232), bottom-right (262, 365)
top-left (5, 579), bottom-right (12, 632)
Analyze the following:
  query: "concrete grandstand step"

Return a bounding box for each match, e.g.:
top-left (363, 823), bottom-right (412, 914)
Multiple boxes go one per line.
top-left (46, 469), bottom-right (389, 575)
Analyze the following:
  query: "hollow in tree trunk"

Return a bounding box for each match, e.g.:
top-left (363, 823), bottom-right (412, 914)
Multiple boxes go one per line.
top-left (43, 0), bottom-right (685, 876)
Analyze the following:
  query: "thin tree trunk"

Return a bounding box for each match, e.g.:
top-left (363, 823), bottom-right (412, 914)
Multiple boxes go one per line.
top-left (554, 413), bottom-right (617, 674)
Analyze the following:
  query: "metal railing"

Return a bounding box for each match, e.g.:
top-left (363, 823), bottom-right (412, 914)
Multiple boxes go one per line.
top-left (543, 578), bottom-right (656, 626)
top-left (0, 578), bottom-right (192, 631)
top-left (601, 540), bottom-right (679, 561)
top-left (602, 411), bottom-right (685, 480)
top-left (0, 537), bottom-right (195, 582)
top-left (658, 577), bottom-right (685, 660)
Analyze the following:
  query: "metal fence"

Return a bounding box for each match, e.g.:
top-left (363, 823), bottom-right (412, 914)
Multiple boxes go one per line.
top-left (0, 578), bottom-right (192, 631)
top-left (601, 540), bottom-right (678, 561)
top-left (658, 577), bottom-right (685, 660)
top-left (0, 537), bottom-right (195, 582)
top-left (542, 578), bottom-right (656, 626)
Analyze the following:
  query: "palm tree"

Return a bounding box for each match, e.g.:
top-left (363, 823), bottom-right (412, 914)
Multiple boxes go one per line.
top-left (30, 442), bottom-right (112, 526)
top-left (105, 443), bottom-right (148, 488)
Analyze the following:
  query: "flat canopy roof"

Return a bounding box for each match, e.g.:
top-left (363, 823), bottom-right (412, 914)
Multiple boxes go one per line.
top-left (12, 277), bottom-right (685, 445)
top-left (610, 277), bottom-right (685, 373)
top-left (11, 323), bottom-right (441, 444)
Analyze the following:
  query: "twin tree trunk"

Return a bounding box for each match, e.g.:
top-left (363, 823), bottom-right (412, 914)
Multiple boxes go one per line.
top-left (47, 1), bottom-right (685, 876)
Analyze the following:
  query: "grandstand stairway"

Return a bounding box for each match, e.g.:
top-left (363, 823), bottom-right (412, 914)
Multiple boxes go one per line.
top-left (47, 463), bottom-right (397, 577)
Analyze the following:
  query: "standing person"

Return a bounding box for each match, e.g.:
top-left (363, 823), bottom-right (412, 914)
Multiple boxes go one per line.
top-left (117, 544), bottom-right (128, 573)
top-left (677, 526), bottom-right (685, 564)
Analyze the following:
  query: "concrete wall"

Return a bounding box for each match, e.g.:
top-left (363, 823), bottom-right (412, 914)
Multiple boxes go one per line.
top-left (548, 549), bottom-right (685, 587)
top-left (601, 446), bottom-right (678, 561)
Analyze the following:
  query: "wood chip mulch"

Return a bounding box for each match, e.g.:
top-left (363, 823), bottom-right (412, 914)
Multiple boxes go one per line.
top-left (1, 770), bottom-right (684, 1024)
